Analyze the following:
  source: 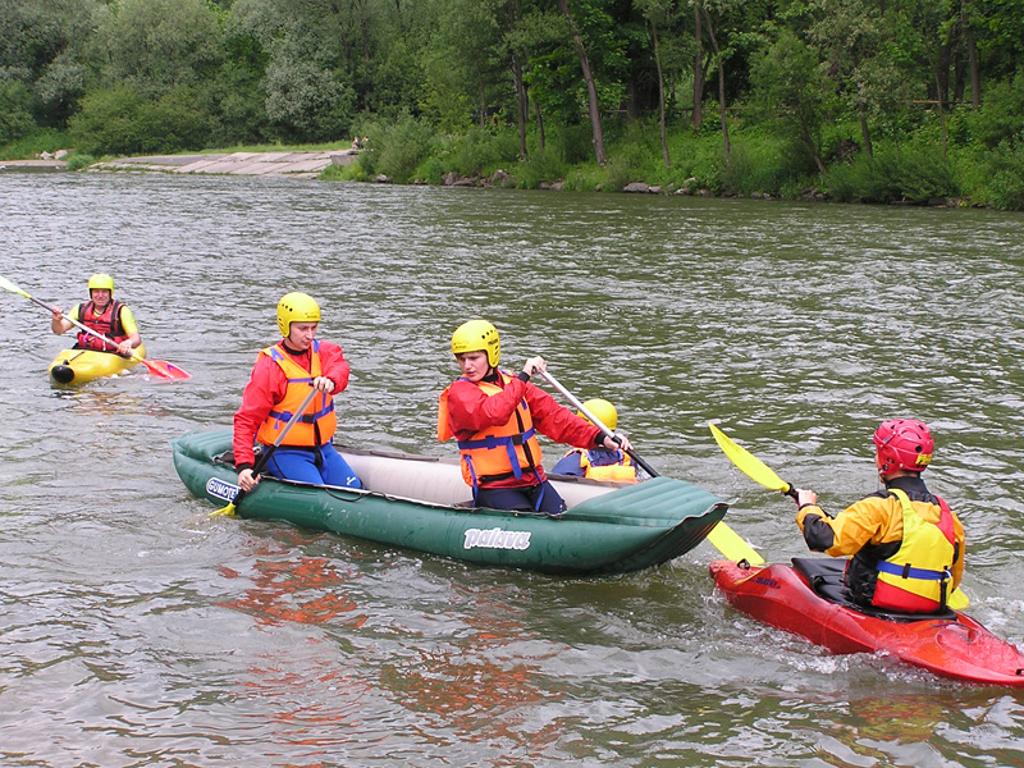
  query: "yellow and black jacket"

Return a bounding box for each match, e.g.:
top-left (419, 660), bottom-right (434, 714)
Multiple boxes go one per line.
top-left (796, 475), bottom-right (965, 612)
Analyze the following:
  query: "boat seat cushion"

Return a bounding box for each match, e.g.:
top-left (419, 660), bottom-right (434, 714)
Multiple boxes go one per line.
top-left (338, 447), bottom-right (618, 510)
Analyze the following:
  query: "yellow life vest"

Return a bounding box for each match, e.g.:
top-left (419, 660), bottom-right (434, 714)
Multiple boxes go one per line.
top-left (255, 340), bottom-right (337, 447)
top-left (577, 448), bottom-right (637, 483)
top-left (437, 371), bottom-right (543, 488)
top-left (873, 487), bottom-right (957, 612)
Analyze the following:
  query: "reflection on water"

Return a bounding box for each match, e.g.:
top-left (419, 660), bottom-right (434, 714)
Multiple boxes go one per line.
top-left (382, 584), bottom-right (557, 753)
top-left (220, 550), bottom-right (366, 628)
top-left (1, 172), bottom-right (1024, 765)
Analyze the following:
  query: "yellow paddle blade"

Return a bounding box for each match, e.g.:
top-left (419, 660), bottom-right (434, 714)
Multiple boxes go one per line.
top-left (709, 422), bottom-right (793, 495)
top-left (0, 274), bottom-right (32, 299)
top-left (948, 587), bottom-right (969, 611)
top-left (706, 521), bottom-right (765, 565)
top-left (209, 501), bottom-right (237, 518)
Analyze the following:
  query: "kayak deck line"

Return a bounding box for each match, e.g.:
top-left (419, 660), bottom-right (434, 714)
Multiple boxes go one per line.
top-left (174, 429), bottom-right (728, 575)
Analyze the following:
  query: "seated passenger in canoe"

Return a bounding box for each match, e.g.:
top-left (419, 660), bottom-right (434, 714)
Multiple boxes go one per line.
top-left (437, 319), bottom-right (631, 517)
top-left (233, 292), bottom-right (362, 493)
top-left (794, 419), bottom-right (965, 613)
top-left (49, 272), bottom-right (141, 357)
top-left (550, 398), bottom-right (639, 483)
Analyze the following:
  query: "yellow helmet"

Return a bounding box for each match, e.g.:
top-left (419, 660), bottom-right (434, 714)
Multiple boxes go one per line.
top-left (277, 291), bottom-right (321, 337)
top-left (451, 319), bottom-right (500, 367)
top-left (577, 398), bottom-right (618, 431)
top-left (87, 273), bottom-right (114, 293)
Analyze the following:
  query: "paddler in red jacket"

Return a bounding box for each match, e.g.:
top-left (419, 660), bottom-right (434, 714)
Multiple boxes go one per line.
top-left (50, 273), bottom-right (142, 357)
top-left (233, 291), bottom-right (362, 493)
top-left (794, 419), bottom-right (965, 613)
top-left (437, 319), bottom-right (631, 517)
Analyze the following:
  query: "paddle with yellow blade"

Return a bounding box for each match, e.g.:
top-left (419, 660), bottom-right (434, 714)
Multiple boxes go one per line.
top-left (538, 369), bottom-right (763, 565)
top-left (708, 422), bottom-right (798, 500)
top-left (0, 273), bottom-right (191, 380)
top-left (210, 385), bottom-right (320, 517)
top-left (708, 421), bottom-right (969, 610)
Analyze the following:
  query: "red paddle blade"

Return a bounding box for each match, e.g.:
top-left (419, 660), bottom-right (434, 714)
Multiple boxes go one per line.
top-left (141, 358), bottom-right (191, 380)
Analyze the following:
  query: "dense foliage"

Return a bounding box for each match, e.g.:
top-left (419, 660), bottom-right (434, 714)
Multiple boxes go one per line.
top-left (3, 0), bottom-right (1023, 208)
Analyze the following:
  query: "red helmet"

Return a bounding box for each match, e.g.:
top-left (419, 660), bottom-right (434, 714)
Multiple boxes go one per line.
top-left (873, 419), bottom-right (934, 475)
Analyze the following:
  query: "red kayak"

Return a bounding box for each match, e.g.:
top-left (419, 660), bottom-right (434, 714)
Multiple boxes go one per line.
top-left (710, 557), bottom-right (1024, 687)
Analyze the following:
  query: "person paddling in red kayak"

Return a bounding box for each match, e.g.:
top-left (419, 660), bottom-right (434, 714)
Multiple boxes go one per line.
top-left (49, 273), bottom-right (142, 357)
top-left (437, 319), bottom-right (631, 517)
top-left (795, 419), bottom-right (965, 613)
top-left (233, 292), bottom-right (362, 493)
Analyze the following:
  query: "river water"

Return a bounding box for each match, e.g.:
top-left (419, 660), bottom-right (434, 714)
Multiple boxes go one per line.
top-left (1, 170), bottom-right (1023, 766)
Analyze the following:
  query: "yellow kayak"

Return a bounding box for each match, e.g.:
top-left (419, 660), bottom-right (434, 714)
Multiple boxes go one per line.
top-left (48, 343), bottom-right (147, 385)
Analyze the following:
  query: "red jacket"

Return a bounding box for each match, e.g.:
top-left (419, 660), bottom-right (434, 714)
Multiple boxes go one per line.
top-left (233, 340), bottom-right (351, 468)
top-left (444, 372), bottom-right (602, 488)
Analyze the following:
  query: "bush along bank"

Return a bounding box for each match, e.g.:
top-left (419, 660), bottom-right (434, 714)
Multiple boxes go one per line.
top-left (321, 112), bottom-right (1024, 212)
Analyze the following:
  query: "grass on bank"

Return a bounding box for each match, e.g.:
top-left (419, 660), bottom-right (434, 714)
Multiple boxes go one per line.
top-left (0, 128), bottom-right (72, 159)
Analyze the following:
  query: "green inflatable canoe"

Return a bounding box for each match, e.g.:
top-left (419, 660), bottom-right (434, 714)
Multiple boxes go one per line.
top-left (172, 429), bottom-right (728, 575)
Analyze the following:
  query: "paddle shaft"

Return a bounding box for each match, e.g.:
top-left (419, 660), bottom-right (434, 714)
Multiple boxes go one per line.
top-left (538, 370), bottom-right (659, 477)
top-left (539, 370), bottom-right (765, 565)
top-left (5, 275), bottom-right (140, 357)
top-left (41, 295), bottom-right (140, 357)
top-left (227, 385), bottom-right (321, 510)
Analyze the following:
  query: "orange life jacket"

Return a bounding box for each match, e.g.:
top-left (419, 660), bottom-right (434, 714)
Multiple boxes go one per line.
top-left (437, 370), bottom-right (544, 489)
top-left (76, 300), bottom-right (127, 351)
top-left (579, 448), bottom-right (637, 483)
top-left (255, 340), bottom-right (337, 447)
top-left (872, 487), bottom-right (957, 612)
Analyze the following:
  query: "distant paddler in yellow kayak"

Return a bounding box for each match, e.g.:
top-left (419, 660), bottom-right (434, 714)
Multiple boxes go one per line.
top-left (0, 272), bottom-right (190, 383)
top-left (47, 273), bottom-right (144, 384)
top-left (50, 273), bottom-right (142, 356)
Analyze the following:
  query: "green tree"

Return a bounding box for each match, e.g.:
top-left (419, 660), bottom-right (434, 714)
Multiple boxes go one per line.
top-left (636, 0), bottom-right (680, 167)
top-left (89, 0), bottom-right (225, 97)
top-left (0, 0), bottom-right (102, 127)
top-left (807, 0), bottom-right (916, 157)
top-left (556, 0), bottom-right (632, 165)
top-left (749, 25), bottom-right (831, 173)
top-left (505, 4), bottom-right (569, 155)
top-left (263, 41), bottom-right (356, 140)
top-left (230, 0), bottom-right (414, 139)
top-left (0, 79), bottom-right (35, 143)
top-left (418, 0), bottom-right (504, 132)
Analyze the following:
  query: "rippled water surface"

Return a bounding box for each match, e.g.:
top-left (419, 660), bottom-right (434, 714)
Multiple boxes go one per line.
top-left (2, 171), bottom-right (1023, 766)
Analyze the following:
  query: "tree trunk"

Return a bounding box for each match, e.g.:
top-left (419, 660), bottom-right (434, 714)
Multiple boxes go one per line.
top-left (933, 70), bottom-right (949, 159)
top-left (557, 0), bottom-right (606, 164)
top-left (533, 91), bottom-right (546, 153)
top-left (803, 127), bottom-right (827, 174)
top-left (702, 7), bottom-right (730, 157)
top-left (512, 52), bottom-right (528, 159)
top-left (650, 19), bottom-right (670, 168)
top-left (935, 38), bottom-right (952, 106)
top-left (953, 49), bottom-right (966, 103)
top-left (961, 0), bottom-right (981, 106)
top-left (691, 3), bottom-right (704, 130)
top-left (627, 78), bottom-right (638, 120)
top-left (857, 108), bottom-right (873, 157)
